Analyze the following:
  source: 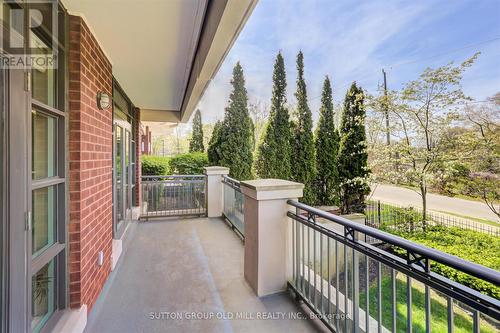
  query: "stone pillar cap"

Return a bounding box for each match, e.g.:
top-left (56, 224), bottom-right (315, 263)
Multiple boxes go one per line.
top-left (241, 179), bottom-right (304, 200)
top-left (203, 166), bottom-right (230, 175)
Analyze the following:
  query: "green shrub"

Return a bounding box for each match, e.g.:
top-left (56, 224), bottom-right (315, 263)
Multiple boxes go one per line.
top-left (390, 226), bottom-right (500, 299)
top-left (141, 156), bottom-right (171, 175)
top-left (169, 152), bottom-right (208, 175)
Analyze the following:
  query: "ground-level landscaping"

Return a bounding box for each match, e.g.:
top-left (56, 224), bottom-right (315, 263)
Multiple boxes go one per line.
top-left (360, 270), bottom-right (498, 333)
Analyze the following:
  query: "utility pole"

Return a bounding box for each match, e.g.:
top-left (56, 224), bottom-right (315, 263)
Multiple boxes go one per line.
top-left (382, 69), bottom-right (390, 145)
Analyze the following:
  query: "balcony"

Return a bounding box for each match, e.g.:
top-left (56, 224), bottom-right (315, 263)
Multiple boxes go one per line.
top-left (85, 216), bottom-right (324, 333)
top-left (86, 170), bottom-right (500, 333)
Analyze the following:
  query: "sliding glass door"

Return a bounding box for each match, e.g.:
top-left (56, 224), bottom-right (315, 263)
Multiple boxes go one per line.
top-left (112, 80), bottom-right (136, 238)
top-left (113, 119), bottom-right (132, 237)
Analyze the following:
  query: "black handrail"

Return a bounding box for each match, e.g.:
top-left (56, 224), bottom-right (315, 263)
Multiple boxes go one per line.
top-left (287, 200), bottom-right (500, 287)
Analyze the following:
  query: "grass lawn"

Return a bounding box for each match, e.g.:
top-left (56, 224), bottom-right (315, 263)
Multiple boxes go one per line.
top-left (360, 274), bottom-right (498, 333)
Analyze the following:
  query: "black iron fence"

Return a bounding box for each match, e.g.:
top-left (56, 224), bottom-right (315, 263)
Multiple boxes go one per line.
top-left (365, 200), bottom-right (500, 237)
top-left (287, 200), bottom-right (500, 333)
top-left (222, 175), bottom-right (244, 239)
top-left (140, 175), bottom-right (206, 219)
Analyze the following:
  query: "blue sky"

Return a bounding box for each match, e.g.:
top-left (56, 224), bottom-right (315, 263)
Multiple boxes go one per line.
top-left (196, 0), bottom-right (500, 123)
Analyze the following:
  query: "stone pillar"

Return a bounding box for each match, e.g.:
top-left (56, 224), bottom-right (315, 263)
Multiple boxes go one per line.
top-left (203, 166), bottom-right (230, 217)
top-left (241, 179), bottom-right (304, 297)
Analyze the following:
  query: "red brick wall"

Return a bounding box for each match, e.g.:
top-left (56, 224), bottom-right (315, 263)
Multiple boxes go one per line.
top-left (68, 15), bottom-right (113, 312)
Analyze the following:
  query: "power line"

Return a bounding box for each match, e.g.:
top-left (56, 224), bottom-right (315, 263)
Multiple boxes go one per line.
top-left (385, 37), bottom-right (500, 69)
top-left (308, 37), bottom-right (500, 102)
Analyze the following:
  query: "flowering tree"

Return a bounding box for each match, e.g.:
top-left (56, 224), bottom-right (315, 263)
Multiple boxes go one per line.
top-left (378, 54), bottom-right (479, 228)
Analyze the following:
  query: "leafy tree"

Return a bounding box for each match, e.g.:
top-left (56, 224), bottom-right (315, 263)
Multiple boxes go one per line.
top-left (189, 109), bottom-right (205, 152)
top-left (338, 82), bottom-right (370, 214)
top-left (387, 54), bottom-right (479, 228)
top-left (255, 52), bottom-right (292, 179)
top-left (458, 95), bottom-right (499, 218)
top-left (315, 76), bottom-right (340, 206)
top-left (467, 172), bottom-right (500, 219)
top-left (207, 120), bottom-right (223, 166)
top-left (219, 62), bottom-right (254, 180)
top-left (291, 51), bottom-right (316, 203)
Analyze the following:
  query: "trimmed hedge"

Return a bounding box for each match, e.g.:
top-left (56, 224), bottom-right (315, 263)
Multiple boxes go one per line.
top-left (141, 153), bottom-right (209, 175)
top-left (169, 152), bottom-right (208, 175)
top-left (141, 156), bottom-right (171, 175)
top-left (390, 226), bottom-right (500, 299)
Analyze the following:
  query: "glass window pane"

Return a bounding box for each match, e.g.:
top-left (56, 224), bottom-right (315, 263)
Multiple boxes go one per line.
top-left (32, 186), bottom-right (55, 255)
top-left (31, 32), bottom-right (56, 107)
top-left (31, 260), bottom-right (55, 333)
top-left (32, 111), bottom-right (56, 180)
top-left (115, 127), bottom-right (123, 222)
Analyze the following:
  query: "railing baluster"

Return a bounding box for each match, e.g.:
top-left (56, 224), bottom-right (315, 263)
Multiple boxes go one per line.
top-left (365, 256), bottom-right (369, 333)
top-left (344, 240), bottom-right (348, 333)
top-left (292, 218), bottom-right (296, 285)
top-left (335, 240), bottom-right (339, 332)
top-left (308, 222), bottom-right (311, 302)
top-left (353, 247), bottom-right (360, 333)
top-left (391, 268), bottom-right (396, 333)
top-left (377, 262), bottom-right (382, 333)
top-left (425, 285), bottom-right (431, 332)
top-left (302, 220), bottom-right (305, 294)
top-left (314, 228), bottom-right (317, 309)
top-left (407, 276), bottom-right (412, 332)
top-left (320, 232), bottom-right (324, 314)
top-left (296, 213), bottom-right (300, 291)
top-left (425, 260), bottom-right (431, 333)
top-left (472, 310), bottom-right (480, 333)
top-left (447, 297), bottom-right (454, 333)
top-left (328, 236), bottom-right (331, 326)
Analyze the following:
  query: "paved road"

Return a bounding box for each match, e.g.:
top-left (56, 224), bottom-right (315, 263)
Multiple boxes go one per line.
top-left (370, 184), bottom-right (499, 223)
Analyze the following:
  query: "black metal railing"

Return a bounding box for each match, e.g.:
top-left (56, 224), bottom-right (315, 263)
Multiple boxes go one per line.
top-left (287, 200), bottom-right (500, 333)
top-left (365, 199), bottom-right (500, 236)
top-left (140, 175), bottom-right (206, 219)
top-left (222, 175), bottom-right (244, 238)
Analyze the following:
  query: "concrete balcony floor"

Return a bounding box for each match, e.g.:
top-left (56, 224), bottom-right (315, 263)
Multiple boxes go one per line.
top-left (85, 217), bottom-right (326, 333)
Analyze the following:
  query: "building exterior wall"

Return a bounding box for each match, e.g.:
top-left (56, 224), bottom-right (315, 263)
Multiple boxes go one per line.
top-left (68, 15), bottom-right (113, 312)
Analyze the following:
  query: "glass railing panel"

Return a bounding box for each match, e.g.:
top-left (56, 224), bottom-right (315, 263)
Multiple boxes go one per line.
top-left (222, 176), bottom-right (244, 237)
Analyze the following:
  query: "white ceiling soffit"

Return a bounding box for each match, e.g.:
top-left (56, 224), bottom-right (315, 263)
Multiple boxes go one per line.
top-left (62, 0), bottom-right (259, 123)
top-left (62, 0), bottom-right (207, 110)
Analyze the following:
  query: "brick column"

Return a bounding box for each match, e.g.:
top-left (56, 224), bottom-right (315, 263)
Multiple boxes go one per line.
top-left (68, 15), bottom-right (113, 312)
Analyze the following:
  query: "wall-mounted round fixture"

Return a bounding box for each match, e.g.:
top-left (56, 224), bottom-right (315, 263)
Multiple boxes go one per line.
top-left (97, 92), bottom-right (111, 110)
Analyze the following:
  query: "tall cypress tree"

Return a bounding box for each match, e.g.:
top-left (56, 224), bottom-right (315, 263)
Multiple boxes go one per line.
top-left (255, 52), bottom-right (292, 179)
top-left (315, 76), bottom-right (340, 206)
top-left (219, 62), bottom-right (254, 180)
top-left (292, 51), bottom-right (316, 204)
top-left (338, 82), bottom-right (370, 213)
top-left (207, 120), bottom-right (223, 165)
top-left (189, 109), bottom-right (205, 152)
